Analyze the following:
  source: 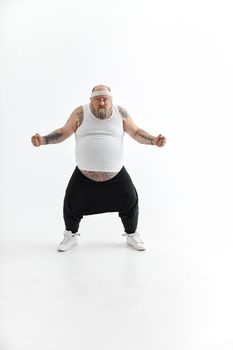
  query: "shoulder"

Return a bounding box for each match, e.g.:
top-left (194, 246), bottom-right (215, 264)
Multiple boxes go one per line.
top-left (116, 105), bottom-right (139, 135)
top-left (117, 105), bottom-right (130, 119)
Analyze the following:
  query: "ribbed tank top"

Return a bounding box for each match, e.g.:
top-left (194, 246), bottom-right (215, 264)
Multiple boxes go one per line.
top-left (75, 103), bottom-right (124, 172)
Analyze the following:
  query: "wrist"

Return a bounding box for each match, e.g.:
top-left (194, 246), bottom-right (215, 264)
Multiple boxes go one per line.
top-left (42, 136), bottom-right (46, 145)
top-left (152, 136), bottom-right (157, 146)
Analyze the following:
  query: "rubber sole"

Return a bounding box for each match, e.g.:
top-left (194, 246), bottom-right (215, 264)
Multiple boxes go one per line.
top-left (57, 242), bottom-right (77, 252)
top-left (127, 242), bottom-right (146, 251)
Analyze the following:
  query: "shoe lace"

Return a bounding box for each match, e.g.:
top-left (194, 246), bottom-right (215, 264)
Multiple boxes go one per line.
top-left (60, 232), bottom-right (80, 244)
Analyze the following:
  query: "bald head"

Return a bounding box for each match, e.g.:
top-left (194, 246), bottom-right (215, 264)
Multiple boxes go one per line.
top-left (92, 85), bottom-right (111, 92)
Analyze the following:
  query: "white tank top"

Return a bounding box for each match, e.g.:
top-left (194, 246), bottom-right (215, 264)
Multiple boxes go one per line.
top-left (75, 103), bottom-right (124, 172)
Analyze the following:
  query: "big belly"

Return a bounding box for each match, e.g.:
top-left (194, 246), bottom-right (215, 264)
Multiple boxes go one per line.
top-left (75, 137), bottom-right (124, 172)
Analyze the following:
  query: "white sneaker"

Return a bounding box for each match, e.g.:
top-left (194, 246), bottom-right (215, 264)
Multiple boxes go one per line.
top-left (123, 231), bottom-right (146, 251)
top-left (57, 230), bottom-right (80, 252)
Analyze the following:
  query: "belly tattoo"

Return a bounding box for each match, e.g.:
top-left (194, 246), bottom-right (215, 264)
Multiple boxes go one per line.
top-left (80, 170), bottom-right (118, 182)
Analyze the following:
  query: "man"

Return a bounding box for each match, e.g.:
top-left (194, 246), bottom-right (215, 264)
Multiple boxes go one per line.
top-left (31, 85), bottom-right (166, 252)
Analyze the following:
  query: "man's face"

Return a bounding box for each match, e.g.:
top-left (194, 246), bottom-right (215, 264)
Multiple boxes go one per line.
top-left (91, 95), bottom-right (112, 119)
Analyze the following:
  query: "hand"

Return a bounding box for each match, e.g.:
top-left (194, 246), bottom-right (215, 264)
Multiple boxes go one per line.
top-left (31, 133), bottom-right (44, 147)
top-left (154, 134), bottom-right (166, 147)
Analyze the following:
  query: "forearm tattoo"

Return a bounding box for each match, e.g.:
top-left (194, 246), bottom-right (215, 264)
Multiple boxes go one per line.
top-left (137, 132), bottom-right (154, 145)
top-left (118, 105), bottom-right (129, 119)
top-left (44, 132), bottom-right (63, 144)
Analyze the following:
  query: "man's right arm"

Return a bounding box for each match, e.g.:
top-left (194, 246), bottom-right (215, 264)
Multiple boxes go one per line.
top-left (31, 106), bottom-right (84, 147)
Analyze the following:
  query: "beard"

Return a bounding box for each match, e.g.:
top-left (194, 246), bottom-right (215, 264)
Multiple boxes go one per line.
top-left (90, 103), bottom-right (112, 119)
top-left (98, 107), bottom-right (107, 119)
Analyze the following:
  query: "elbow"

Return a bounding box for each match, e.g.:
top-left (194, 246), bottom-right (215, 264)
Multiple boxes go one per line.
top-left (134, 128), bottom-right (141, 138)
top-left (134, 128), bottom-right (143, 142)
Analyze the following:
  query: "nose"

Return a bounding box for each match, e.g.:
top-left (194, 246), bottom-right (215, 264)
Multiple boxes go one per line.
top-left (99, 100), bottom-right (105, 105)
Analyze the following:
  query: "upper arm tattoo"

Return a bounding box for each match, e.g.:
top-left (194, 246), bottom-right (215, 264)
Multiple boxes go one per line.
top-left (77, 108), bottom-right (84, 127)
top-left (118, 105), bottom-right (129, 119)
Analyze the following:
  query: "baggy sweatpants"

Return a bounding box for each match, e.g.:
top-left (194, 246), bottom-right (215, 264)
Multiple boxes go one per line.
top-left (63, 166), bottom-right (139, 234)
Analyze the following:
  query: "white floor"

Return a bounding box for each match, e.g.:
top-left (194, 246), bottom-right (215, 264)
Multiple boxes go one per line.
top-left (1, 211), bottom-right (233, 350)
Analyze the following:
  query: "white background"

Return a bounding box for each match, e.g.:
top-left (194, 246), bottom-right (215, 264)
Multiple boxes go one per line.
top-left (1, 0), bottom-right (233, 349)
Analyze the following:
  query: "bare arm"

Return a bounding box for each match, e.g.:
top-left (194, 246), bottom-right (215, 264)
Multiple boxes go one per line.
top-left (31, 106), bottom-right (84, 146)
top-left (118, 105), bottom-right (166, 147)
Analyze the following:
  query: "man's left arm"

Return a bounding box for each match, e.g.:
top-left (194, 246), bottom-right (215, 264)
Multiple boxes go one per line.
top-left (118, 105), bottom-right (166, 147)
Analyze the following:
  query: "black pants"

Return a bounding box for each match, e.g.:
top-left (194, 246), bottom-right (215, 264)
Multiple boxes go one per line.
top-left (63, 166), bottom-right (139, 234)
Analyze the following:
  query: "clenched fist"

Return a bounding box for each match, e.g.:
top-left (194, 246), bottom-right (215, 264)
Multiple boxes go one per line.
top-left (31, 133), bottom-right (44, 147)
top-left (155, 134), bottom-right (166, 147)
